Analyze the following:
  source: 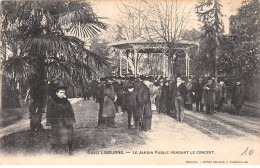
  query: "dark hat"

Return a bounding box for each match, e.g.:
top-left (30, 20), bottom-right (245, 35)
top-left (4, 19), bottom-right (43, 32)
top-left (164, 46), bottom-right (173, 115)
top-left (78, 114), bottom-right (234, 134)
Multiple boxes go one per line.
top-left (235, 77), bottom-right (241, 82)
top-left (129, 76), bottom-right (136, 81)
top-left (147, 76), bottom-right (154, 82)
top-left (176, 73), bottom-right (181, 78)
top-left (55, 81), bottom-right (67, 91)
top-left (218, 77), bottom-right (224, 82)
top-left (142, 76), bottom-right (149, 81)
top-left (111, 76), bottom-right (117, 80)
top-left (127, 83), bottom-right (134, 89)
top-left (100, 77), bottom-right (106, 81)
top-left (107, 77), bottom-right (113, 82)
top-left (177, 76), bottom-right (185, 81)
top-left (140, 75), bottom-right (145, 80)
top-left (207, 76), bottom-right (213, 81)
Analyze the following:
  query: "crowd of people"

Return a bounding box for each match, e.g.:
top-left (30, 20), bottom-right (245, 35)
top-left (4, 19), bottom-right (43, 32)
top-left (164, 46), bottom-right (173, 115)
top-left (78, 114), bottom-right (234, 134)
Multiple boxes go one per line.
top-left (88, 74), bottom-right (245, 127)
top-left (46, 74), bottom-right (245, 155)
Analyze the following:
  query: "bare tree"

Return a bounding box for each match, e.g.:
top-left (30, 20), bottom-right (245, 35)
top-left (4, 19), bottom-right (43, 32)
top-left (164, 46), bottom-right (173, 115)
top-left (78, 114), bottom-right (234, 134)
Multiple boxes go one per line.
top-left (115, 0), bottom-right (147, 40)
top-left (141, 0), bottom-right (192, 77)
top-left (113, 0), bottom-right (192, 77)
top-left (109, 0), bottom-right (148, 75)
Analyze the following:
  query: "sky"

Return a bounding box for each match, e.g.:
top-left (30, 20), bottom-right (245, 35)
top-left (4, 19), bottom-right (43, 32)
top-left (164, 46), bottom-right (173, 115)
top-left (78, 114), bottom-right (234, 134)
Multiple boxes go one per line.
top-left (91, 0), bottom-right (244, 35)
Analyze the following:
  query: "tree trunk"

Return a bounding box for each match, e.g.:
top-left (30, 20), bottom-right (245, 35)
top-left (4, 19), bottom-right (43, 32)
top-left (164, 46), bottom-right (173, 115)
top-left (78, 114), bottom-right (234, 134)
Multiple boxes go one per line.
top-left (168, 50), bottom-right (172, 79)
top-left (0, 40), bottom-right (6, 115)
top-left (29, 60), bottom-right (47, 131)
top-left (0, 70), bottom-right (2, 115)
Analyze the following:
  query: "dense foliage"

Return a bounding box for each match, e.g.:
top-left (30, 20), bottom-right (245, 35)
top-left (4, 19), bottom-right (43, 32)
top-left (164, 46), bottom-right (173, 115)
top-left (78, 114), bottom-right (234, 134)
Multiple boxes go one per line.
top-left (218, 0), bottom-right (260, 100)
top-left (196, 0), bottom-right (224, 76)
top-left (0, 1), bottom-right (107, 130)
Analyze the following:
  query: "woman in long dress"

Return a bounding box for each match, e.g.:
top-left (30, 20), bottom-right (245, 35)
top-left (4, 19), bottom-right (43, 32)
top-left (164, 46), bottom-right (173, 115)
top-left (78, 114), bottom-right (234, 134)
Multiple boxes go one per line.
top-left (102, 79), bottom-right (117, 128)
top-left (185, 78), bottom-right (194, 110)
top-left (159, 81), bottom-right (170, 114)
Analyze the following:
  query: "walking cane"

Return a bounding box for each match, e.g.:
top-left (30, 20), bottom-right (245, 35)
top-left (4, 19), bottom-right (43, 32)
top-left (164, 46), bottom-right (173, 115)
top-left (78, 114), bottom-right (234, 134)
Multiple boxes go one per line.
top-left (230, 103), bottom-right (233, 114)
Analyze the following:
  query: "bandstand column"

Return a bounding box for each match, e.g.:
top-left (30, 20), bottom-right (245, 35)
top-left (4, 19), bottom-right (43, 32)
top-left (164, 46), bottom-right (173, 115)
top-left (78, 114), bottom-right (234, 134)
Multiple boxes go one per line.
top-left (168, 54), bottom-right (171, 79)
top-left (163, 50), bottom-right (166, 77)
top-left (185, 51), bottom-right (190, 78)
top-left (133, 49), bottom-right (138, 77)
top-left (188, 55), bottom-right (190, 78)
top-left (119, 50), bottom-right (123, 76)
top-left (126, 51), bottom-right (129, 75)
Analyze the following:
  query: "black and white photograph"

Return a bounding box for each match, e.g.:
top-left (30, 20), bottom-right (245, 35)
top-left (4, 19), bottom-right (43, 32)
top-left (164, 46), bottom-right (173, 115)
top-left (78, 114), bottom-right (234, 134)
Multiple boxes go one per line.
top-left (0, 0), bottom-right (259, 165)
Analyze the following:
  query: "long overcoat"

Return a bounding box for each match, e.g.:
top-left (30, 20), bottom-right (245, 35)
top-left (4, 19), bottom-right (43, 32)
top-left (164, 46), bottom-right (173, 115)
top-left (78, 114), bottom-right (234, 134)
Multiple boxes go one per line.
top-left (185, 82), bottom-right (194, 104)
top-left (125, 91), bottom-right (137, 110)
top-left (159, 84), bottom-right (169, 113)
top-left (193, 81), bottom-right (204, 101)
top-left (202, 82), bottom-right (217, 106)
top-left (136, 82), bottom-right (152, 119)
top-left (97, 82), bottom-right (105, 124)
top-left (91, 80), bottom-right (99, 98)
top-left (216, 83), bottom-right (227, 104)
top-left (169, 81), bottom-right (177, 111)
top-left (47, 97), bottom-right (75, 144)
top-left (102, 84), bottom-right (116, 118)
top-left (84, 83), bottom-right (92, 98)
top-left (231, 84), bottom-right (244, 108)
top-left (125, 87), bottom-right (137, 118)
top-left (133, 81), bottom-right (151, 118)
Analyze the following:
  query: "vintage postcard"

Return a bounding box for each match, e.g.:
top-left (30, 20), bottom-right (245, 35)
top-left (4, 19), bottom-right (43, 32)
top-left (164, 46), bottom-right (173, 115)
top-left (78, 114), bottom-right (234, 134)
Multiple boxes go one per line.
top-left (0, 0), bottom-right (259, 165)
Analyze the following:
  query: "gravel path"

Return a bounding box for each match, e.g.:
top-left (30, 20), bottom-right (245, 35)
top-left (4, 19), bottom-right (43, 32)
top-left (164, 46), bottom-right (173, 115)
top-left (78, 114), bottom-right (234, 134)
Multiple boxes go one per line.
top-left (0, 98), bottom-right (259, 164)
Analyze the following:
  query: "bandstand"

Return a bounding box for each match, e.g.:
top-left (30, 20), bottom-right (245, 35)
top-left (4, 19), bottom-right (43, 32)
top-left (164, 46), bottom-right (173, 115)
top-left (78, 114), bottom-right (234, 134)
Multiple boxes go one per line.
top-left (109, 35), bottom-right (198, 78)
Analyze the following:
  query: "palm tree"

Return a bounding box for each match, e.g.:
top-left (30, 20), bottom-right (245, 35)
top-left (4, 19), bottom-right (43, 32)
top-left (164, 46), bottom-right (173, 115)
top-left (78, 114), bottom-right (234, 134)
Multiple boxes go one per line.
top-left (0, 1), bottom-right (108, 131)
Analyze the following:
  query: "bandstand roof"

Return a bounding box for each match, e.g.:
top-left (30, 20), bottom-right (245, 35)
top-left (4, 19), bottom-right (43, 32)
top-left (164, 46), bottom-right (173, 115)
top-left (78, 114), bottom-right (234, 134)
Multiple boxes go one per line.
top-left (109, 35), bottom-right (198, 53)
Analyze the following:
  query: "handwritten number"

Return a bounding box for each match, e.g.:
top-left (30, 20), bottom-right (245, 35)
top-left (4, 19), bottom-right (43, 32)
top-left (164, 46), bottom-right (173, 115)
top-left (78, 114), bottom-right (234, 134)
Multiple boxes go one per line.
top-left (241, 147), bottom-right (254, 156)
top-left (249, 149), bottom-right (254, 155)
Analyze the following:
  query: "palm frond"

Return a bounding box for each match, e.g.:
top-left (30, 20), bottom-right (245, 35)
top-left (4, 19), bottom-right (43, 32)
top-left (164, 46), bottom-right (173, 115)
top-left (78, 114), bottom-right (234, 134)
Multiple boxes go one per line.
top-left (47, 58), bottom-right (77, 88)
top-left (58, 2), bottom-right (107, 38)
top-left (82, 48), bottom-right (109, 67)
top-left (23, 34), bottom-right (70, 57)
top-left (0, 47), bottom-right (5, 56)
top-left (63, 35), bottom-right (84, 45)
top-left (2, 56), bottom-right (38, 79)
top-left (47, 56), bottom-right (94, 85)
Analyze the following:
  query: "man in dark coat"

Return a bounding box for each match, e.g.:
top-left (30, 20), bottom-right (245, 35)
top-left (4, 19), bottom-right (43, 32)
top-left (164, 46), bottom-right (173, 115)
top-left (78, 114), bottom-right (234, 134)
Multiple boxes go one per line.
top-left (159, 81), bottom-right (170, 114)
top-left (112, 78), bottom-right (121, 113)
top-left (121, 77), bottom-right (130, 112)
top-left (185, 77), bottom-right (194, 110)
top-left (91, 79), bottom-right (99, 101)
top-left (125, 83), bottom-right (137, 129)
top-left (83, 82), bottom-right (92, 100)
top-left (231, 79), bottom-right (244, 115)
top-left (115, 77), bottom-right (124, 107)
top-left (135, 76), bottom-right (152, 131)
top-left (203, 77), bottom-right (217, 114)
top-left (96, 78), bottom-right (105, 126)
top-left (46, 82), bottom-right (75, 155)
top-left (193, 77), bottom-right (204, 112)
top-left (169, 78), bottom-right (177, 117)
top-left (174, 77), bottom-right (188, 122)
top-left (216, 78), bottom-right (227, 112)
